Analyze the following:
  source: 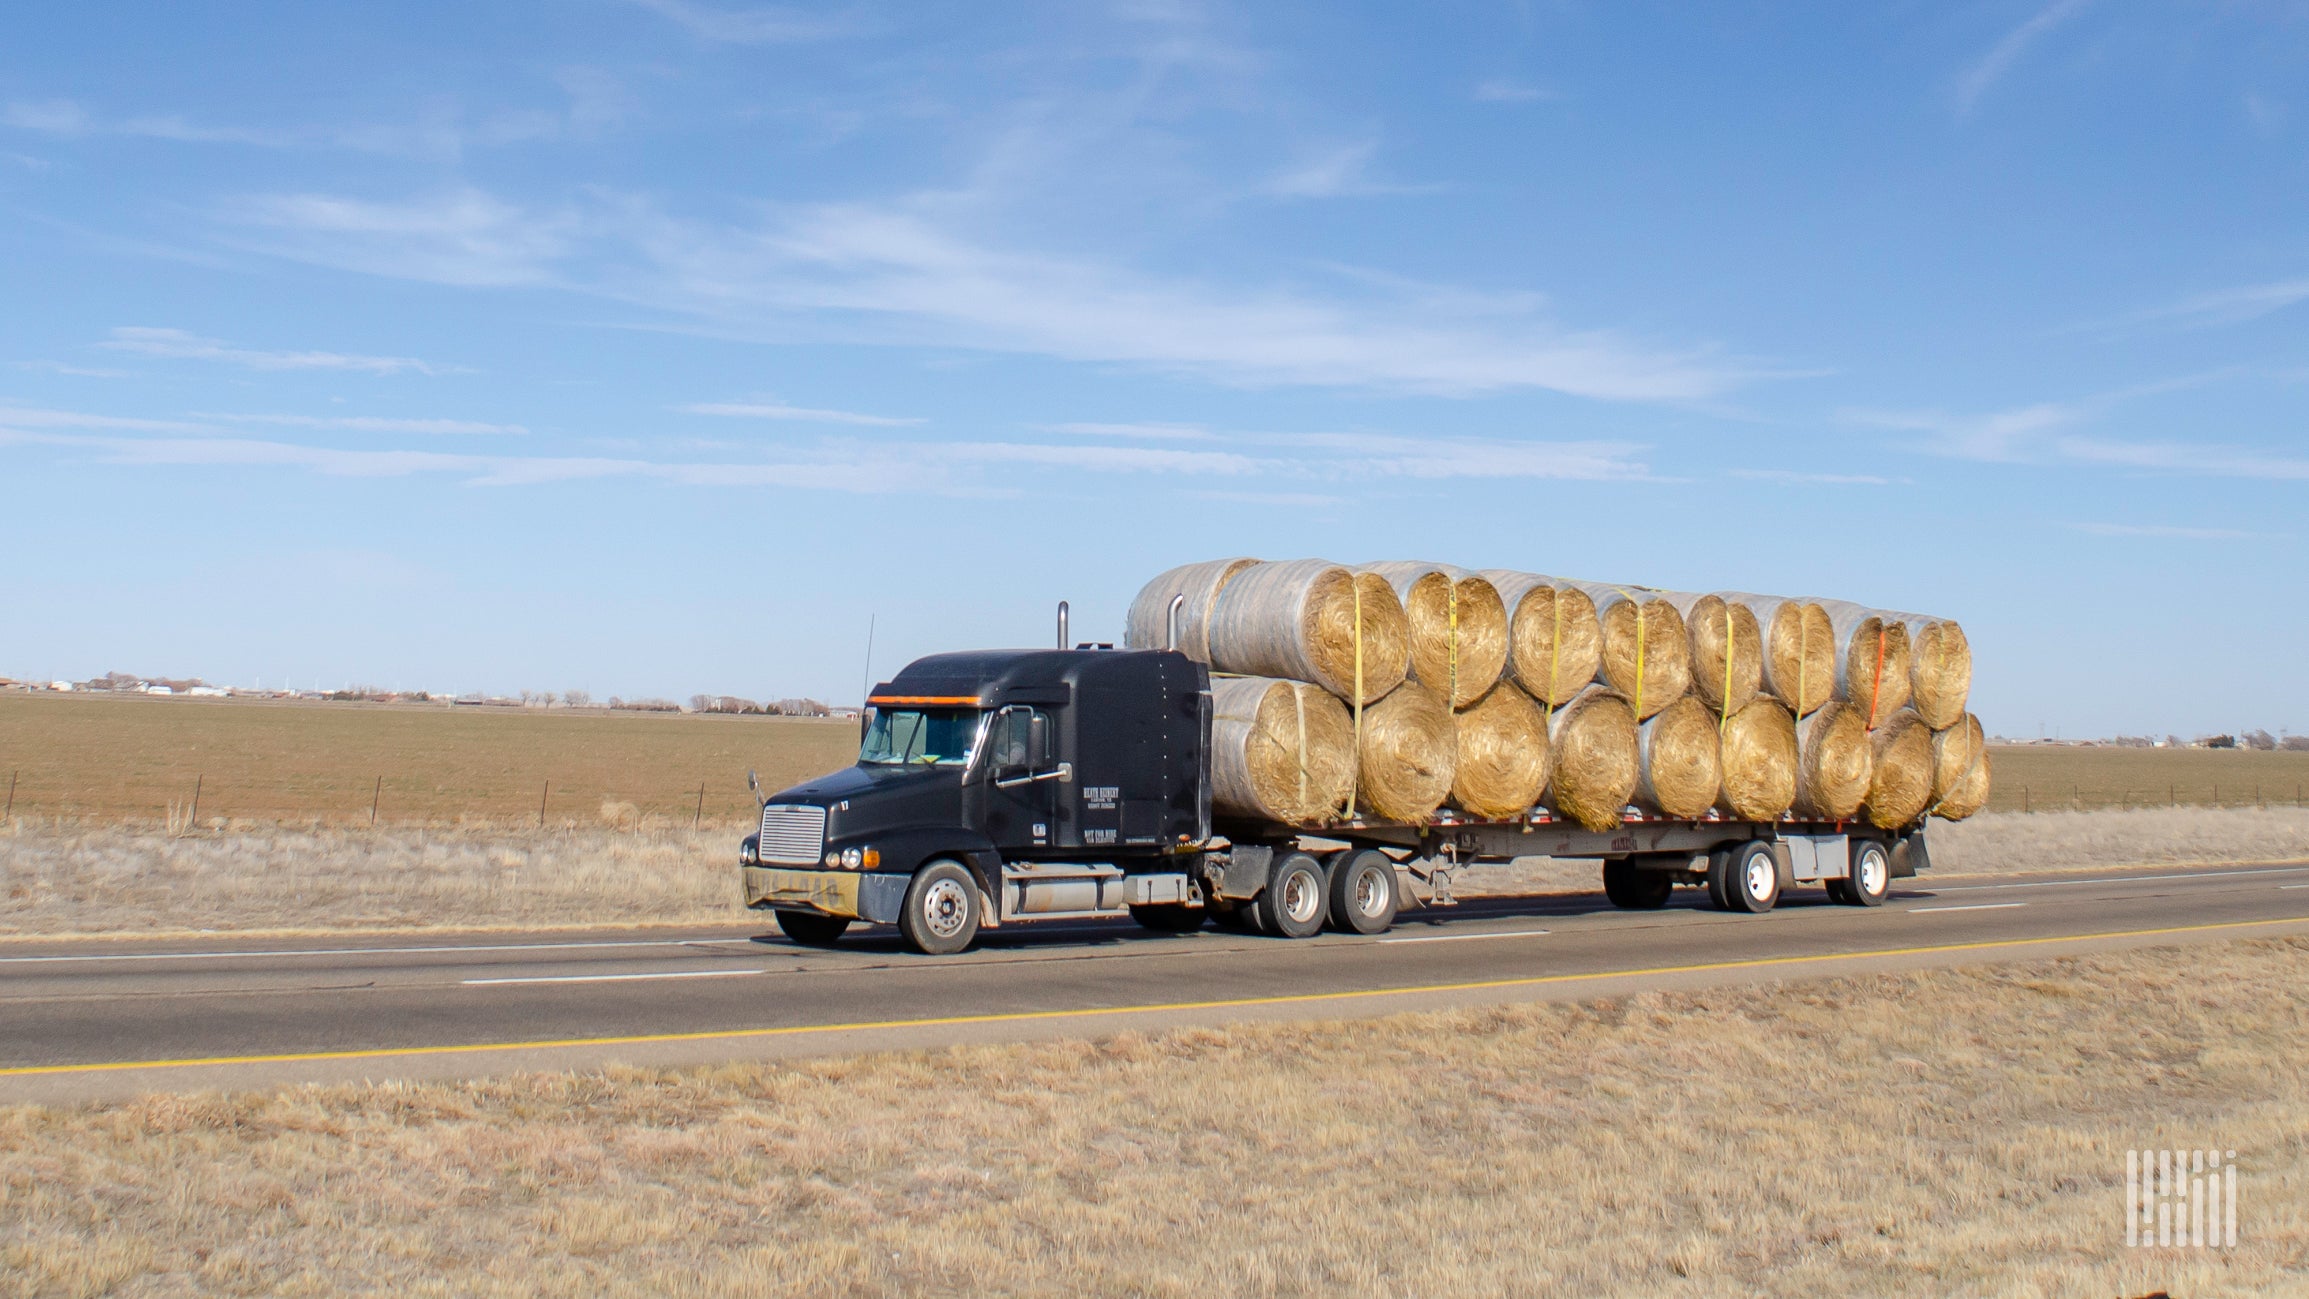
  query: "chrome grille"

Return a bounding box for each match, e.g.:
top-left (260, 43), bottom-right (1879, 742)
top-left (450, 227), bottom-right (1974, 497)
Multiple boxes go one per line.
top-left (757, 804), bottom-right (828, 865)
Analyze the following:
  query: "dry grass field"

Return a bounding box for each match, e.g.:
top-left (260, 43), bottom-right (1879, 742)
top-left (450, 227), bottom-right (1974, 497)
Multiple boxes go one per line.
top-left (8, 691), bottom-right (2307, 830)
top-left (3, 937), bottom-right (2303, 1296)
top-left (0, 693), bottom-right (856, 829)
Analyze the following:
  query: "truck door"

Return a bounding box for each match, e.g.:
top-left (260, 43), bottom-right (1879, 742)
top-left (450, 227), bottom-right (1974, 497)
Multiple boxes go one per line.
top-left (984, 705), bottom-right (1062, 852)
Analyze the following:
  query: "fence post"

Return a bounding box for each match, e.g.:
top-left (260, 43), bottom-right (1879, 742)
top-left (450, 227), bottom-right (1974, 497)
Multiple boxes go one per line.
top-left (3, 770), bottom-right (14, 823)
top-left (2023, 784), bottom-right (2030, 813)
top-left (188, 773), bottom-right (202, 832)
top-left (693, 784), bottom-right (705, 833)
top-left (538, 780), bottom-right (550, 830)
top-left (370, 776), bottom-right (382, 828)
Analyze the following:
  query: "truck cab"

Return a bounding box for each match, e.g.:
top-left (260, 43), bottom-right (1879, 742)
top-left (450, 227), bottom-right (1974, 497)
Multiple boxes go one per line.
top-left (742, 648), bottom-right (1211, 953)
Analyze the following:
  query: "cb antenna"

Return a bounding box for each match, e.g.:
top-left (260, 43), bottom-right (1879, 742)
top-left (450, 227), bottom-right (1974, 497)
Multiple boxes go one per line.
top-left (860, 613), bottom-right (876, 708)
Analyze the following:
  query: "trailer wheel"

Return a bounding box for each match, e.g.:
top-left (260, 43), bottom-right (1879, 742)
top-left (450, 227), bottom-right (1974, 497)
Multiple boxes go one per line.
top-left (1601, 860), bottom-right (1673, 910)
top-left (1327, 849), bottom-right (1398, 935)
top-left (1130, 904), bottom-right (1206, 933)
top-left (774, 910), bottom-right (851, 947)
top-left (1842, 841), bottom-right (1890, 907)
top-left (1708, 841), bottom-right (1780, 913)
top-left (1256, 851), bottom-right (1329, 939)
top-left (898, 860), bottom-right (980, 955)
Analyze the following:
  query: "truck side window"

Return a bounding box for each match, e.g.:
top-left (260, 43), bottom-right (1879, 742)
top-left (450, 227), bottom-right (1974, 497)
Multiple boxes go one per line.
top-left (993, 707), bottom-right (1033, 770)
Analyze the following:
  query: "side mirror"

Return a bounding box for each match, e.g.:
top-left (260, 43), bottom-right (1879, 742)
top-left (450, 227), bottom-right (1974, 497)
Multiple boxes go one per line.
top-left (1028, 713), bottom-right (1051, 770)
top-left (746, 769), bottom-right (763, 806)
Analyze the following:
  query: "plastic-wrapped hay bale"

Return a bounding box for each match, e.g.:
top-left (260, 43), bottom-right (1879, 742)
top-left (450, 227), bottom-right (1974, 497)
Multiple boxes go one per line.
top-left (1451, 680), bottom-right (1550, 820)
top-left (1716, 695), bottom-right (1798, 821)
top-left (1355, 680), bottom-right (1456, 823)
top-left (1887, 612), bottom-right (1973, 731)
top-left (1208, 675), bottom-right (1355, 826)
top-left (1723, 593), bottom-right (1835, 717)
top-left (1125, 557), bottom-right (1259, 662)
top-left (1817, 599), bottom-right (1914, 724)
top-left (1860, 708), bottom-right (1934, 829)
top-left (1207, 559), bottom-right (1409, 706)
top-left (1929, 712), bottom-right (1991, 821)
top-left (1361, 562), bottom-right (1508, 709)
top-left (1634, 693), bottom-right (1722, 819)
top-left (1569, 582), bottom-right (1692, 721)
top-left (1793, 699), bottom-right (1872, 820)
top-left (1479, 571), bottom-right (1602, 707)
top-left (1662, 592), bottom-right (1762, 717)
top-left (1544, 684), bottom-right (1639, 832)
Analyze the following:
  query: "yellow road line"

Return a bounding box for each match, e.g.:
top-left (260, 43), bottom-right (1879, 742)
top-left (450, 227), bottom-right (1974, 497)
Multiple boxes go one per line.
top-left (6, 914), bottom-right (2306, 1079)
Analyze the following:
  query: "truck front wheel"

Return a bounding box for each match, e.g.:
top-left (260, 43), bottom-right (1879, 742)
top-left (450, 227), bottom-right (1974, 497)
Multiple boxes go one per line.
top-left (774, 910), bottom-right (851, 947)
top-left (1256, 852), bottom-right (1329, 938)
top-left (899, 860), bottom-right (981, 955)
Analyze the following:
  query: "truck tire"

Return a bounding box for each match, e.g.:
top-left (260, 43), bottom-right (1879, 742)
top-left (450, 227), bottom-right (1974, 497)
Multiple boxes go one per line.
top-left (1601, 860), bottom-right (1673, 910)
top-left (1130, 904), bottom-right (1206, 933)
top-left (1255, 851), bottom-right (1329, 939)
top-left (1841, 840), bottom-right (1891, 907)
top-left (1327, 849), bottom-right (1398, 935)
top-left (1708, 841), bottom-right (1780, 913)
top-left (774, 910), bottom-right (851, 947)
top-left (898, 860), bottom-right (981, 955)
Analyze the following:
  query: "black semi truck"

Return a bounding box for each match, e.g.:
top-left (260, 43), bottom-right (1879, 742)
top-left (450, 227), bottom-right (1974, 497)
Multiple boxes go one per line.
top-left (741, 626), bottom-right (1930, 955)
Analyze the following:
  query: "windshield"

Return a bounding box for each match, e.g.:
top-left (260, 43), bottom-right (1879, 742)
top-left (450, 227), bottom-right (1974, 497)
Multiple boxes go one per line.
top-left (859, 708), bottom-right (984, 767)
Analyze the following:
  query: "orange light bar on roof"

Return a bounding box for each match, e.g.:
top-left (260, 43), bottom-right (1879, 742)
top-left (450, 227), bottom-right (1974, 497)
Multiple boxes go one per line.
top-left (867, 695), bottom-right (985, 707)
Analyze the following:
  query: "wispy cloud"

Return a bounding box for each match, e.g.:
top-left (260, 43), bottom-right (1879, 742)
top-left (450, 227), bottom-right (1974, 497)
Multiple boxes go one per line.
top-left (11, 360), bottom-right (131, 379)
top-left (1033, 421), bottom-right (1219, 441)
top-left (2055, 435), bottom-right (2309, 480)
top-left (624, 0), bottom-right (861, 44)
top-left (4, 84), bottom-right (628, 160)
top-left (2100, 276), bottom-right (2309, 333)
top-left (2067, 522), bottom-right (2265, 540)
top-left (1956, 0), bottom-right (2094, 115)
top-left (1729, 468), bottom-right (1894, 485)
top-left (100, 327), bottom-right (454, 376)
top-left (1849, 396), bottom-right (2309, 481)
top-left (681, 400), bottom-right (924, 427)
top-left (1844, 401), bottom-right (2083, 461)
top-left (0, 405), bottom-right (210, 432)
top-left (1191, 489), bottom-right (1348, 508)
top-left (197, 413), bottom-right (528, 435)
top-left (1263, 142), bottom-right (1434, 199)
top-left (1473, 80), bottom-right (1556, 104)
top-left (218, 189), bottom-right (1758, 402)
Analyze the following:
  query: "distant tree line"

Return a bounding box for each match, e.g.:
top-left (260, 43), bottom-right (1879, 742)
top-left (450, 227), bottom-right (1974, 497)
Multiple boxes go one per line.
top-left (2110, 731), bottom-right (2307, 751)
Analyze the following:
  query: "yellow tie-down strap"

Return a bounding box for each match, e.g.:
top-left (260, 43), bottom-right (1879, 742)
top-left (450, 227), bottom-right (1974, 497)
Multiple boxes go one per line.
top-left (743, 867), bottom-right (862, 918)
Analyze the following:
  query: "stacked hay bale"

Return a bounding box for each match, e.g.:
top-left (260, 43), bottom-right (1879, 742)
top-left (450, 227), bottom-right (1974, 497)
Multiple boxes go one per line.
top-left (1127, 559), bottom-right (1981, 830)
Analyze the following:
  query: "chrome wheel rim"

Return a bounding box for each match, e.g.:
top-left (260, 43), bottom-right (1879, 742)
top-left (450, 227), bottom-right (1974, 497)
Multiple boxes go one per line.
top-left (1354, 866), bottom-right (1388, 917)
top-left (921, 877), bottom-right (970, 939)
top-left (1281, 868), bottom-right (1321, 924)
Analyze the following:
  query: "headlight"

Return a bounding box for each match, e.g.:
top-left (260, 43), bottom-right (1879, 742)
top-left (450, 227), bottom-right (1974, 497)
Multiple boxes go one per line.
top-left (840, 846), bottom-right (863, 870)
top-left (824, 851), bottom-right (841, 868)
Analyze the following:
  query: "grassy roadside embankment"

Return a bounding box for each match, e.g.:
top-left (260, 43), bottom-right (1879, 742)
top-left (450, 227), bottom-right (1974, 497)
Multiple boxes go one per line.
top-left (4, 937), bottom-right (2303, 1296)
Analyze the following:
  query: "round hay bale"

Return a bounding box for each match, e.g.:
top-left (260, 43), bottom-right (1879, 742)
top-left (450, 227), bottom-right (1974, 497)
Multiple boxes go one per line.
top-left (1861, 708), bottom-right (1934, 829)
top-left (1451, 680), bottom-right (1550, 820)
top-left (1793, 699), bottom-right (1872, 820)
top-left (1892, 614), bottom-right (1973, 730)
top-left (1571, 583), bottom-right (1692, 721)
top-left (1208, 675), bottom-right (1355, 826)
top-left (1818, 600), bottom-right (1914, 724)
top-left (1126, 558), bottom-right (1258, 661)
top-left (1479, 571), bottom-right (1602, 707)
top-left (1635, 693), bottom-right (1722, 819)
top-left (1716, 695), bottom-right (1798, 821)
top-left (1930, 711), bottom-right (1991, 821)
top-left (1543, 685), bottom-right (1639, 832)
top-left (1664, 592), bottom-right (1762, 717)
top-left (1362, 562), bottom-right (1509, 709)
top-left (1208, 560), bottom-right (1409, 705)
top-left (1355, 680), bottom-right (1455, 824)
top-left (1727, 593), bottom-right (1835, 717)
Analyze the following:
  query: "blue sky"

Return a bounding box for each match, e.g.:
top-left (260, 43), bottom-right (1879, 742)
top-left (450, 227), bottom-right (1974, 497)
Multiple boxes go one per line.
top-left (1, 1), bottom-right (2303, 737)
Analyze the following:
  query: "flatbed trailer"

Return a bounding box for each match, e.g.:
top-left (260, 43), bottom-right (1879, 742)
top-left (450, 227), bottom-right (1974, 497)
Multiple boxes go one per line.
top-left (741, 640), bottom-right (1925, 955)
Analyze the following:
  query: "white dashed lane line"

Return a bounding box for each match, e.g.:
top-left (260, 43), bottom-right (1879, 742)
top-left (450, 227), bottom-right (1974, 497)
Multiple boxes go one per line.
top-left (1379, 929), bottom-right (1552, 944)
top-left (462, 969), bottom-right (766, 987)
top-left (1908, 903), bottom-right (2027, 914)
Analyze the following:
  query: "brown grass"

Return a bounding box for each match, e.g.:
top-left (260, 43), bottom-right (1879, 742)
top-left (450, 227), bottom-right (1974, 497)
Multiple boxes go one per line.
top-left (1986, 745), bottom-right (2309, 813)
top-left (0, 692), bottom-right (857, 829)
top-left (2, 938), bottom-right (2303, 1296)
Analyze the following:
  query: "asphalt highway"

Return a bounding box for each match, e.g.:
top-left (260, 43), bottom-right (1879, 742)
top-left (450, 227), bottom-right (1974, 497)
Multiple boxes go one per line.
top-left (5, 860), bottom-right (2308, 1104)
